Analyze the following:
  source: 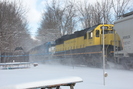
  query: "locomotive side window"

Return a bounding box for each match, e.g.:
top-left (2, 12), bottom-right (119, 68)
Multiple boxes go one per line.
top-left (89, 32), bottom-right (93, 39)
top-left (84, 33), bottom-right (87, 39)
top-left (96, 30), bottom-right (99, 37)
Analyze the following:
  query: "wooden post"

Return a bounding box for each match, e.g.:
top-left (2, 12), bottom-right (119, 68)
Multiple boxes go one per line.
top-left (70, 85), bottom-right (74, 89)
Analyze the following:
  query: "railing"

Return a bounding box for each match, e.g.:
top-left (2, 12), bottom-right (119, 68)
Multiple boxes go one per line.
top-left (0, 62), bottom-right (31, 69)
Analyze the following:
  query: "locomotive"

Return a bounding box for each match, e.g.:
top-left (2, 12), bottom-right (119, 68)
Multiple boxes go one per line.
top-left (50, 24), bottom-right (121, 67)
top-left (29, 42), bottom-right (54, 63)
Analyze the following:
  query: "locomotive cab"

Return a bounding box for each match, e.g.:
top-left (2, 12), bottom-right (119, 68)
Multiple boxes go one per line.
top-left (84, 24), bottom-right (121, 63)
top-left (85, 24), bottom-right (121, 48)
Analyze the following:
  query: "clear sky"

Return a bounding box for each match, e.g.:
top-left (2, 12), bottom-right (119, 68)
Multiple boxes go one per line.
top-left (0, 0), bottom-right (99, 37)
top-left (18, 0), bottom-right (45, 36)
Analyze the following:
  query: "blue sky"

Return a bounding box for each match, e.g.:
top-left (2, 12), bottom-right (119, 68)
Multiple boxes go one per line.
top-left (23, 0), bottom-right (45, 36)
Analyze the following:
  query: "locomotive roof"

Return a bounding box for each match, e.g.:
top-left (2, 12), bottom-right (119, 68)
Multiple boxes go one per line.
top-left (55, 25), bottom-right (99, 45)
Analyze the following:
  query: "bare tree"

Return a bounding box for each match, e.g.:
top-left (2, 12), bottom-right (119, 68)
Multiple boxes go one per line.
top-left (37, 0), bottom-right (62, 42)
top-left (77, 1), bottom-right (94, 28)
top-left (77, 0), bottom-right (112, 28)
top-left (0, 1), bottom-right (31, 53)
top-left (60, 1), bottom-right (77, 35)
top-left (95, 0), bottom-right (112, 24)
top-left (37, 0), bottom-right (77, 43)
top-left (112, 0), bottom-right (132, 20)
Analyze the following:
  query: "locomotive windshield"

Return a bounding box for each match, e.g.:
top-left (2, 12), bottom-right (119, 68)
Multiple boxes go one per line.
top-left (101, 26), bottom-right (108, 30)
top-left (101, 30), bottom-right (114, 34)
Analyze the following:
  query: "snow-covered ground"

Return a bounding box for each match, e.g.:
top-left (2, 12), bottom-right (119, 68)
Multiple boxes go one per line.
top-left (0, 63), bottom-right (133, 89)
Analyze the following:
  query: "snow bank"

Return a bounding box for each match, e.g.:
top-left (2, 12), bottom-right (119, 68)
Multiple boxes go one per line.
top-left (0, 64), bottom-right (133, 89)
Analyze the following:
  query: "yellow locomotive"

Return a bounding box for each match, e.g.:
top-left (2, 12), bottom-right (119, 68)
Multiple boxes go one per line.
top-left (53, 24), bottom-right (121, 67)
